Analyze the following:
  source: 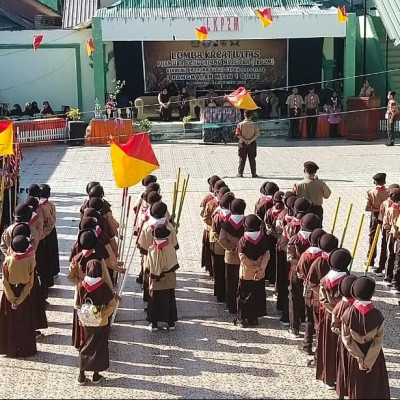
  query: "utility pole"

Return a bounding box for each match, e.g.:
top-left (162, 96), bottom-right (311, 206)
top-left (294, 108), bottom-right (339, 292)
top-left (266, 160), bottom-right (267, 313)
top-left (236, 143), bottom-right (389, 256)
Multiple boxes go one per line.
top-left (363, 0), bottom-right (367, 77)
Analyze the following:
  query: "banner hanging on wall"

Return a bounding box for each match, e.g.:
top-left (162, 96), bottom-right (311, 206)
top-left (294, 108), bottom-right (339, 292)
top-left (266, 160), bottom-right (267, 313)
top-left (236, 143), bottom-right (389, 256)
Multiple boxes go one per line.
top-left (142, 39), bottom-right (287, 93)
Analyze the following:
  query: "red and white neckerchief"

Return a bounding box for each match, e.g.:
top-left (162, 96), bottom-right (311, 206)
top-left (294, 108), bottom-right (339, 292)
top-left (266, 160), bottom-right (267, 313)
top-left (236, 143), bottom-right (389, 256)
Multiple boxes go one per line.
top-left (95, 225), bottom-right (102, 236)
top-left (244, 230), bottom-right (263, 245)
top-left (219, 209), bottom-right (231, 221)
top-left (271, 206), bottom-right (281, 219)
top-left (305, 246), bottom-right (322, 260)
top-left (285, 214), bottom-right (293, 224)
top-left (376, 185), bottom-right (386, 193)
top-left (353, 300), bottom-right (374, 315)
top-left (12, 245), bottom-right (34, 260)
top-left (392, 203), bottom-right (399, 212)
top-left (259, 195), bottom-right (273, 205)
top-left (290, 218), bottom-right (300, 227)
top-left (82, 276), bottom-right (104, 292)
top-left (228, 214), bottom-right (244, 229)
top-left (294, 95), bottom-right (298, 116)
top-left (331, 97), bottom-right (338, 112)
top-left (38, 198), bottom-right (48, 207)
top-left (310, 94), bottom-right (315, 107)
top-left (321, 251), bottom-right (330, 260)
top-left (82, 249), bottom-right (95, 258)
top-left (153, 238), bottom-right (169, 250)
top-left (297, 230), bottom-right (311, 244)
top-left (342, 297), bottom-right (355, 305)
top-left (148, 216), bottom-right (168, 230)
top-left (29, 212), bottom-right (39, 226)
top-left (324, 270), bottom-right (346, 289)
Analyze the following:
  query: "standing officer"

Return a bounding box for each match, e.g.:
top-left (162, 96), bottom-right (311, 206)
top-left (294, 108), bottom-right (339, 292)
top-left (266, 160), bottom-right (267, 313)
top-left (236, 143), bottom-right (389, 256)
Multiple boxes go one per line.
top-left (359, 79), bottom-right (375, 97)
top-left (293, 161), bottom-right (331, 221)
top-left (385, 91), bottom-right (397, 147)
top-left (235, 110), bottom-right (260, 178)
top-left (286, 87), bottom-right (304, 139)
top-left (304, 87), bottom-right (320, 139)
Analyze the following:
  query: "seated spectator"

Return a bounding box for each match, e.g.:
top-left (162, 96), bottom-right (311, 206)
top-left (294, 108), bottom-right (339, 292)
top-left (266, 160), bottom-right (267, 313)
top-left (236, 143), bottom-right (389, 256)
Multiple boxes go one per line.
top-left (31, 101), bottom-right (40, 115)
top-left (179, 87), bottom-right (190, 119)
top-left (10, 104), bottom-right (23, 117)
top-left (158, 88), bottom-right (171, 122)
top-left (206, 89), bottom-right (219, 107)
top-left (23, 102), bottom-right (34, 117)
top-left (40, 101), bottom-right (54, 115)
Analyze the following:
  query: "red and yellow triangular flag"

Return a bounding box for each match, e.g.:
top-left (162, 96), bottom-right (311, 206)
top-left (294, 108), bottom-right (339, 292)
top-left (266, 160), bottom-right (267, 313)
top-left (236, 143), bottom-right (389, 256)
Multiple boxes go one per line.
top-left (0, 121), bottom-right (14, 156)
top-left (87, 38), bottom-right (95, 57)
top-left (195, 26), bottom-right (208, 42)
top-left (255, 8), bottom-right (273, 27)
top-left (33, 34), bottom-right (44, 51)
top-left (110, 133), bottom-right (159, 188)
top-left (226, 87), bottom-right (259, 110)
top-left (338, 6), bottom-right (348, 23)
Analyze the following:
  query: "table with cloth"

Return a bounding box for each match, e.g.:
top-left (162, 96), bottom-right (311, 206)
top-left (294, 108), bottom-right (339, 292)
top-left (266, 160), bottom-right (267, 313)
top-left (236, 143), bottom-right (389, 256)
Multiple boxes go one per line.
top-left (301, 113), bottom-right (346, 138)
top-left (88, 119), bottom-right (134, 145)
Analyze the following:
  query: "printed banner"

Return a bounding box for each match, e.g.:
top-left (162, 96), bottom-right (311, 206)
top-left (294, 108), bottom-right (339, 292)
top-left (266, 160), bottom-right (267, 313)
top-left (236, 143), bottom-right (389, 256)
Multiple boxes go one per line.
top-left (142, 39), bottom-right (287, 93)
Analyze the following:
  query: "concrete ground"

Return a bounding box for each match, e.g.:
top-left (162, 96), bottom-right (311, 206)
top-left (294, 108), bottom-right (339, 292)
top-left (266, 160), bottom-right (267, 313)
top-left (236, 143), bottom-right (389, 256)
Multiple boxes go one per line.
top-left (1, 136), bottom-right (400, 399)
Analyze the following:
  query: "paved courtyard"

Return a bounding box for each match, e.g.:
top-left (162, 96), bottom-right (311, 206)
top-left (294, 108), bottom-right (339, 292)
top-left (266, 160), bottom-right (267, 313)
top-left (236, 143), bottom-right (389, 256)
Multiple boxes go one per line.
top-left (1, 137), bottom-right (400, 399)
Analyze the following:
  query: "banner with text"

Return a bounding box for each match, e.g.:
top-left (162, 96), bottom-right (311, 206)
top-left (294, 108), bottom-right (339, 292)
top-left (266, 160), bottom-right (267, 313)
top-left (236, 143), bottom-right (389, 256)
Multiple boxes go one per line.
top-left (142, 39), bottom-right (287, 93)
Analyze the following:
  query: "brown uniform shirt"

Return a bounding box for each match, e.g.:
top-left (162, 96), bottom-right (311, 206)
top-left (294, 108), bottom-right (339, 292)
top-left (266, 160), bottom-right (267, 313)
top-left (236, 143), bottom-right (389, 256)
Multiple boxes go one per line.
top-left (304, 93), bottom-right (320, 110)
top-left (235, 119), bottom-right (260, 142)
top-left (359, 86), bottom-right (374, 97)
top-left (286, 94), bottom-right (304, 109)
top-left (293, 175), bottom-right (331, 206)
top-left (365, 187), bottom-right (388, 214)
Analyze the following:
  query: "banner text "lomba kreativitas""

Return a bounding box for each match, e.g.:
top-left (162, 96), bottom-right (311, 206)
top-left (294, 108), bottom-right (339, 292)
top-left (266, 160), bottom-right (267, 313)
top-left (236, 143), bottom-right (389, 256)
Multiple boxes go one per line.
top-left (170, 50), bottom-right (261, 60)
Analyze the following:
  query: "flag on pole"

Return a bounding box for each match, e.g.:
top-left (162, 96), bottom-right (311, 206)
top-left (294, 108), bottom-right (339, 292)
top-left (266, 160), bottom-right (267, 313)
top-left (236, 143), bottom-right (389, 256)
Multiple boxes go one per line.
top-left (87, 38), bottom-right (95, 57)
top-left (255, 8), bottom-right (273, 27)
top-left (0, 121), bottom-right (14, 156)
top-left (226, 87), bottom-right (259, 110)
top-left (33, 35), bottom-right (44, 51)
top-left (110, 133), bottom-right (159, 188)
top-left (195, 26), bottom-right (208, 42)
top-left (338, 6), bottom-right (348, 23)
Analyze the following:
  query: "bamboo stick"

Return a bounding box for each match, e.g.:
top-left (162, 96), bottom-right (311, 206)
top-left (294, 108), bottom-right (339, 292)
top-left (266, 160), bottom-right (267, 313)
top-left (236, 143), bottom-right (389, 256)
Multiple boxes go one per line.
top-left (364, 224), bottom-right (381, 276)
top-left (175, 174), bottom-right (190, 233)
top-left (340, 203), bottom-right (353, 247)
top-left (117, 187), bottom-right (128, 256)
top-left (348, 214), bottom-right (365, 272)
top-left (171, 168), bottom-right (181, 224)
top-left (331, 197), bottom-right (341, 235)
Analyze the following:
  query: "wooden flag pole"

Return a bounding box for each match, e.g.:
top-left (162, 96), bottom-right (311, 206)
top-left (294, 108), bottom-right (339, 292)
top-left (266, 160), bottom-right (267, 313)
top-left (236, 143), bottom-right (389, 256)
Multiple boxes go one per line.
top-left (364, 224), bottom-right (381, 276)
top-left (175, 174), bottom-right (190, 233)
top-left (120, 195), bottom-right (132, 265)
top-left (348, 214), bottom-right (365, 272)
top-left (331, 197), bottom-right (341, 235)
top-left (339, 203), bottom-right (353, 247)
top-left (171, 168), bottom-right (181, 224)
top-left (117, 187), bottom-right (128, 256)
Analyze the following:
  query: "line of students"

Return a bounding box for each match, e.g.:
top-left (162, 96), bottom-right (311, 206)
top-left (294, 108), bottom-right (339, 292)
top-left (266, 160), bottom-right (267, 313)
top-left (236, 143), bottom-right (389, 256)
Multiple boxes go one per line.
top-left (0, 184), bottom-right (58, 357)
top-left (200, 175), bottom-right (390, 399)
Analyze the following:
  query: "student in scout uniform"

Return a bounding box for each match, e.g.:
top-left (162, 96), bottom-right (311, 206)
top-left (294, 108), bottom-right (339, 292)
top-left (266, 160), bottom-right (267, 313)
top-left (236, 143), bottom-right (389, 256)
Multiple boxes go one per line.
top-left (236, 214), bottom-right (271, 328)
top-left (297, 228), bottom-right (325, 355)
top-left (211, 192), bottom-right (235, 303)
top-left (25, 196), bottom-right (44, 242)
top-left (77, 259), bottom-right (117, 386)
top-left (385, 91), bottom-right (398, 147)
top-left (0, 235), bottom-right (37, 358)
top-left (304, 87), bottom-right (320, 139)
top-left (219, 198), bottom-right (246, 315)
top-left (391, 200), bottom-right (400, 294)
top-left (380, 188), bottom-right (400, 287)
top-left (145, 226), bottom-right (179, 332)
top-left (316, 248), bottom-right (350, 390)
top-left (287, 213), bottom-right (322, 338)
top-left (293, 161), bottom-right (331, 221)
top-left (286, 87), bottom-right (304, 139)
top-left (331, 274), bottom-right (357, 400)
top-left (254, 181), bottom-right (279, 221)
top-left (286, 197), bottom-right (312, 240)
top-left (200, 175), bottom-right (221, 277)
top-left (365, 173), bottom-right (388, 271)
top-left (79, 181), bottom-right (100, 216)
top-left (341, 276), bottom-right (390, 399)
top-left (235, 110), bottom-right (260, 178)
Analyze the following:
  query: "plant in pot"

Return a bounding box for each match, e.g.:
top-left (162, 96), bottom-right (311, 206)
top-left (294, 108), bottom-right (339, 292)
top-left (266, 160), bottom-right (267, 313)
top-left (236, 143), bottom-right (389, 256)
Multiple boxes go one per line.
top-left (67, 108), bottom-right (87, 146)
top-left (182, 115), bottom-right (193, 133)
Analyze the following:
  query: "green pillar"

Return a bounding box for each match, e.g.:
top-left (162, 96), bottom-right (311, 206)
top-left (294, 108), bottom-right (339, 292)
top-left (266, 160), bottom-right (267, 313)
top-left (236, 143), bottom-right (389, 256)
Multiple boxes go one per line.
top-left (322, 57), bottom-right (336, 89)
top-left (92, 17), bottom-right (105, 108)
top-left (343, 13), bottom-right (357, 108)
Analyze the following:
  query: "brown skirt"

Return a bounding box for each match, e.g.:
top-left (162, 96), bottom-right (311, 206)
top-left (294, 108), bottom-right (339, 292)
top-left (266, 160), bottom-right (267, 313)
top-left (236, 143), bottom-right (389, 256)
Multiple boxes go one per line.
top-left (0, 292), bottom-right (37, 358)
top-left (36, 239), bottom-right (54, 299)
top-left (79, 326), bottom-right (110, 372)
top-left (347, 346), bottom-right (390, 399)
top-left (30, 272), bottom-right (48, 330)
top-left (265, 243), bottom-right (277, 284)
top-left (147, 289), bottom-right (178, 324)
top-left (225, 263), bottom-right (239, 314)
top-left (202, 230), bottom-right (213, 277)
top-left (237, 279), bottom-right (267, 320)
top-left (212, 253), bottom-right (226, 302)
top-left (276, 250), bottom-right (289, 313)
top-left (316, 308), bottom-right (338, 386)
top-left (336, 335), bottom-right (350, 398)
top-left (72, 309), bottom-right (82, 349)
top-left (46, 227), bottom-right (60, 277)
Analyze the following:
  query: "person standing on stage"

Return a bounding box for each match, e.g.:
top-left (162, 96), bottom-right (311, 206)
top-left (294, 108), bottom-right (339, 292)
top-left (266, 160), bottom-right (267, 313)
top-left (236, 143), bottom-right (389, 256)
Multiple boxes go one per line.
top-left (359, 79), bottom-right (375, 97)
top-left (235, 110), bottom-right (260, 178)
top-left (293, 161), bottom-right (331, 221)
top-left (304, 87), bottom-right (320, 139)
top-left (286, 87), bottom-right (304, 139)
top-left (385, 91), bottom-right (397, 147)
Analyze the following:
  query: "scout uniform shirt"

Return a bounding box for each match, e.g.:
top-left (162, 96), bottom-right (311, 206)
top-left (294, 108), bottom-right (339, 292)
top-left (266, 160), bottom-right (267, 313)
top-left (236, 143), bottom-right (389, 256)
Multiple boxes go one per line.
top-left (293, 175), bottom-right (331, 206)
top-left (386, 99), bottom-right (398, 121)
top-left (359, 85), bottom-right (374, 97)
top-left (286, 94), bottom-right (304, 116)
top-left (304, 93), bottom-right (320, 110)
top-left (365, 186), bottom-right (388, 215)
top-left (235, 119), bottom-right (260, 142)
top-left (0, 223), bottom-right (39, 255)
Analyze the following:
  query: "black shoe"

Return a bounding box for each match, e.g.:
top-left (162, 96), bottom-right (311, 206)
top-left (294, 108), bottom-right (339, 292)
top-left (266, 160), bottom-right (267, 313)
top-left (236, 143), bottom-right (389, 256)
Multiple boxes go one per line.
top-left (236, 173), bottom-right (243, 177)
top-left (35, 330), bottom-right (43, 339)
top-left (307, 359), bottom-right (316, 368)
top-left (288, 328), bottom-right (300, 338)
top-left (299, 345), bottom-right (314, 355)
top-left (78, 372), bottom-right (88, 386)
top-left (248, 318), bottom-right (259, 326)
top-left (92, 372), bottom-right (105, 385)
top-left (136, 276), bottom-right (143, 284)
top-left (235, 319), bottom-right (247, 328)
top-left (252, 174), bottom-right (258, 178)
top-left (385, 142), bottom-right (395, 146)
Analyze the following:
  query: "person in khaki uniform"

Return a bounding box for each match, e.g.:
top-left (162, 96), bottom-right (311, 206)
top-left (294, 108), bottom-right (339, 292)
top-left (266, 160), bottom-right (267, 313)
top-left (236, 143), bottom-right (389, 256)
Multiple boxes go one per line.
top-left (145, 226), bottom-right (179, 332)
top-left (385, 91), bottom-right (397, 147)
top-left (286, 87), bottom-right (304, 139)
top-left (365, 173), bottom-right (388, 272)
top-left (293, 161), bottom-right (331, 221)
top-left (304, 87), bottom-right (320, 139)
top-left (359, 79), bottom-right (375, 97)
top-left (341, 276), bottom-right (390, 400)
top-left (235, 110), bottom-right (260, 178)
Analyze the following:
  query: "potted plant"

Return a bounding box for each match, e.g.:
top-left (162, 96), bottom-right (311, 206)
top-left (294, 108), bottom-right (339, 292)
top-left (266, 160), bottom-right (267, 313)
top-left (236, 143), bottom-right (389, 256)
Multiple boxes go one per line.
top-left (182, 115), bottom-right (193, 133)
top-left (106, 79), bottom-right (126, 118)
top-left (67, 108), bottom-right (87, 146)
